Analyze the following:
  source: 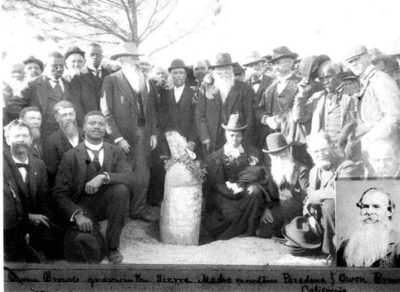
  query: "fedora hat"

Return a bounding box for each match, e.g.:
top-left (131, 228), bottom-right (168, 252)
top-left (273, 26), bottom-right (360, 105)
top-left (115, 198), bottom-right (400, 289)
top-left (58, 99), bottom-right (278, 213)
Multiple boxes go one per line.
top-left (242, 51), bottom-right (266, 67)
top-left (23, 56), bottom-right (44, 72)
top-left (262, 132), bottom-right (290, 153)
top-left (168, 59), bottom-right (187, 72)
top-left (268, 46), bottom-right (298, 63)
top-left (282, 216), bottom-right (322, 249)
top-left (211, 53), bottom-right (235, 68)
top-left (110, 42), bottom-right (142, 60)
top-left (344, 45), bottom-right (368, 62)
top-left (233, 63), bottom-right (245, 75)
top-left (222, 113), bottom-right (247, 131)
top-left (64, 46), bottom-right (85, 61)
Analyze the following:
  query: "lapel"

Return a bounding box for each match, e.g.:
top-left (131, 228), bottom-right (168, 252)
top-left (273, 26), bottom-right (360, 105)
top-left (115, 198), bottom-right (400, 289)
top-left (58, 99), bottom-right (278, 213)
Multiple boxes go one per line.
top-left (37, 76), bottom-right (53, 109)
top-left (80, 66), bottom-right (96, 88)
top-left (75, 143), bottom-right (88, 190)
top-left (340, 94), bottom-right (350, 127)
top-left (358, 68), bottom-right (376, 100)
top-left (256, 74), bottom-right (270, 96)
top-left (317, 93), bottom-right (327, 131)
top-left (180, 86), bottom-right (192, 109)
top-left (102, 142), bottom-right (113, 172)
top-left (61, 77), bottom-right (72, 100)
top-left (264, 81), bottom-right (278, 113)
top-left (27, 155), bottom-right (39, 208)
top-left (142, 83), bottom-right (148, 114)
top-left (225, 81), bottom-right (240, 115)
top-left (115, 70), bottom-right (136, 107)
top-left (278, 76), bottom-right (299, 99)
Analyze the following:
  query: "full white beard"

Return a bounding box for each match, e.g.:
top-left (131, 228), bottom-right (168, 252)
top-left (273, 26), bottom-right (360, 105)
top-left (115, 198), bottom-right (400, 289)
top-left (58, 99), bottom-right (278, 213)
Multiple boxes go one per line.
top-left (122, 65), bottom-right (145, 93)
top-left (344, 219), bottom-right (392, 267)
top-left (214, 72), bottom-right (234, 102)
top-left (270, 156), bottom-right (296, 186)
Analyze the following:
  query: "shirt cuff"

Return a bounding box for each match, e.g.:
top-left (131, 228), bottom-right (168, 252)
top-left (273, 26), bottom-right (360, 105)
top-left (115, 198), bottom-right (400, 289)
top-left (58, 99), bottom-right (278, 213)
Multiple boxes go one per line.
top-left (261, 115), bottom-right (269, 125)
top-left (114, 137), bottom-right (123, 143)
top-left (70, 209), bottom-right (83, 222)
top-left (102, 171), bottom-right (111, 184)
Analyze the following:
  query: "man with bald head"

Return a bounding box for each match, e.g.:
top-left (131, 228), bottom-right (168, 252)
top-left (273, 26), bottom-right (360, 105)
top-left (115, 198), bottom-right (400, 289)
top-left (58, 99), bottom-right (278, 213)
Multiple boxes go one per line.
top-left (345, 45), bottom-right (400, 155)
top-left (337, 188), bottom-right (400, 267)
top-left (293, 61), bottom-right (356, 148)
top-left (7, 51), bottom-right (84, 138)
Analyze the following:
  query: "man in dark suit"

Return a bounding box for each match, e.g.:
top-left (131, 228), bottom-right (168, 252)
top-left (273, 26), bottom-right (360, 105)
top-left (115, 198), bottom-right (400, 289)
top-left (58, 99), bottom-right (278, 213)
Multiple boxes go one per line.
top-left (3, 119), bottom-right (63, 262)
top-left (53, 111), bottom-right (133, 264)
top-left (19, 106), bottom-right (44, 160)
top-left (6, 51), bottom-right (84, 138)
top-left (195, 53), bottom-right (255, 157)
top-left (72, 43), bottom-right (110, 113)
top-left (43, 101), bottom-right (84, 188)
top-left (242, 51), bottom-right (274, 148)
top-left (101, 42), bottom-right (159, 222)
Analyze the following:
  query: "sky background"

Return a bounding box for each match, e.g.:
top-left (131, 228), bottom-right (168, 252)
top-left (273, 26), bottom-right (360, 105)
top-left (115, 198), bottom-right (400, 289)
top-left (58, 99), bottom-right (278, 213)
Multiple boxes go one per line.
top-left (1, 0), bottom-right (400, 69)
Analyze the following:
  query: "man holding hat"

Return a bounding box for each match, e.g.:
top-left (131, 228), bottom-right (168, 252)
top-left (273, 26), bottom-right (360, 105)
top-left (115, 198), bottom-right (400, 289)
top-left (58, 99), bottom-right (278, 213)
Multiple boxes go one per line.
top-left (344, 45), bottom-right (400, 156)
top-left (64, 46), bottom-right (86, 80)
top-left (257, 132), bottom-right (309, 238)
top-left (242, 50), bottom-right (274, 148)
top-left (201, 113), bottom-right (266, 243)
top-left (23, 56), bottom-right (44, 81)
top-left (101, 42), bottom-right (159, 222)
top-left (195, 52), bottom-right (255, 156)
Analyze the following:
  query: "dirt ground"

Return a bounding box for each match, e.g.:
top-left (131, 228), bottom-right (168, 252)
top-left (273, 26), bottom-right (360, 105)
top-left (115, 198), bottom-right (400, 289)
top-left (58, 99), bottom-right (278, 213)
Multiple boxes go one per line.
top-left (102, 218), bottom-right (328, 266)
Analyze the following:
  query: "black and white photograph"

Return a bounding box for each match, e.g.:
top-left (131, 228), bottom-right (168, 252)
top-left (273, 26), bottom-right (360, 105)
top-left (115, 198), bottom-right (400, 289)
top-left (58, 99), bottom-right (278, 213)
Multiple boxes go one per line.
top-left (2, 0), bottom-right (400, 290)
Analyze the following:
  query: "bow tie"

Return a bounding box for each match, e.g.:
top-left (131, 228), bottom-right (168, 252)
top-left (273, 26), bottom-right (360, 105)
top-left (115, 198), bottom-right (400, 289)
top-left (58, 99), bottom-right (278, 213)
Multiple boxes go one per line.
top-left (252, 80), bottom-right (261, 85)
top-left (15, 163), bottom-right (29, 169)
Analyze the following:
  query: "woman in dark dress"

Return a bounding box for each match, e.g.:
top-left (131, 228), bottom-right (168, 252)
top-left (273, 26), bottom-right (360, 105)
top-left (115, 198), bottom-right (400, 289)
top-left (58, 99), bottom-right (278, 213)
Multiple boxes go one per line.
top-left (201, 114), bottom-right (269, 243)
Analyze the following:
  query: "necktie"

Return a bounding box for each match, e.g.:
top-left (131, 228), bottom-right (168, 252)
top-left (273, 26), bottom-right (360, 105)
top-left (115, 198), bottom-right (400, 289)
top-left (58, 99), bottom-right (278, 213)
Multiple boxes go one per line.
top-left (53, 79), bottom-right (63, 97)
top-left (87, 147), bottom-right (102, 171)
top-left (252, 80), bottom-right (261, 85)
top-left (15, 163), bottom-right (29, 170)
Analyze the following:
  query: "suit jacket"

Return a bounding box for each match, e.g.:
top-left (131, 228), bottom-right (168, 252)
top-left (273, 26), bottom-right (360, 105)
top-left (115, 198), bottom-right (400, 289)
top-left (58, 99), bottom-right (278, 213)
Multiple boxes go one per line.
top-left (53, 141), bottom-right (134, 220)
top-left (3, 151), bottom-right (52, 229)
top-left (6, 75), bottom-right (85, 137)
top-left (43, 128), bottom-right (84, 187)
top-left (293, 88), bottom-right (356, 138)
top-left (72, 66), bottom-right (110, 113)
top-left (100, 70), bottom-right (159, 148)
top-left (195, 80), bottom-right (255, 153)
top-left (256, 73), bottom-right (302, 139)
top-left (32, 138), bottom-right (44, 161)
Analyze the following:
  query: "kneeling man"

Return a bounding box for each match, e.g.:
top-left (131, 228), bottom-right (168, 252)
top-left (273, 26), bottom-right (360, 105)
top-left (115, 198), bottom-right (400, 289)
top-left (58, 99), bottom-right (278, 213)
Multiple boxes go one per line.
top-left (53, 111), bottom-right (133, 264)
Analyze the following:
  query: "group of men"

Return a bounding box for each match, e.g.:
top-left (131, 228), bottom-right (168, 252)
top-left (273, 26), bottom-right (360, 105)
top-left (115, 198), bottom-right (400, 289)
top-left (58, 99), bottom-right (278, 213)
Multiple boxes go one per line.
top-left (2, 41), bottom-right (400, 266)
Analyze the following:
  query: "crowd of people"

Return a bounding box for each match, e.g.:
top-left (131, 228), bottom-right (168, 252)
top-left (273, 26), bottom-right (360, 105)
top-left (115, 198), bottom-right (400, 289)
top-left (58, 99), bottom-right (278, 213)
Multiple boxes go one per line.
top-left (2, 41), bottom-right (400, 266)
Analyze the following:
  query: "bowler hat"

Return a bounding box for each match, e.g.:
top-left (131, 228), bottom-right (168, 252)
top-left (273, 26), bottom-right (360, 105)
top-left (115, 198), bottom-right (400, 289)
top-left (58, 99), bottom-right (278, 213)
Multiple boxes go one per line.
top-left (23, 56), bottom-right (44, 72)
top-left (168, 59), bottom-right (187, 72)
top-left (262, 132), bottom-right (290, 153)
top-left (64, 46), bottom-right (85, 61)
top-left (344, 45), bottom-right (368, 62)
top-left (211, 53), bottom-right (235, 68)
top-left (222, 113), bottom-right (247, 131)
top-left (110, 42), bottom-right (142, 60)
top-left (282, 216), bottom-right (322, 249)
top-left (242, 51), bottom-right (266, 67)
top-left (268, 46), bottom-right (298, 64)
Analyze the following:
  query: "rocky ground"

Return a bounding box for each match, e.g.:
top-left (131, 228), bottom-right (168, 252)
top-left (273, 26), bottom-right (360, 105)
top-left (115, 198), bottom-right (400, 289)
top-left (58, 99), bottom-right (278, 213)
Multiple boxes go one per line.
top-left (101, 218), bottom-right (327, 266)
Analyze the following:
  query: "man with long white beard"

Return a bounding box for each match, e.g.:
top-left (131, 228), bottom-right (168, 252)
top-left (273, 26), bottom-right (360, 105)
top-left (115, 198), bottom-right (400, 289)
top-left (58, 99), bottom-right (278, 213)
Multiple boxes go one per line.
top-left (101, 42), bottom-right (158, 222)
top-left (19, 107), bottom-right (43, 160)
top-left (196, 53), bottom-right (254, 156)
top-left (306, 131), bottom-right (363, 262)
top-left (44, 101), bottom-right (83, 188)
top-left (257, 133), bottom-right (309, 238)
top-left (337, 188), bottom-right (400, 267)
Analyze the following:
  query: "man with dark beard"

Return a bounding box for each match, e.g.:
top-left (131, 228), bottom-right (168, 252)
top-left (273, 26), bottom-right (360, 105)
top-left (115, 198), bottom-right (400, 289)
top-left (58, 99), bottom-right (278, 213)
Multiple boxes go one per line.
top-left (44, 101), bottom-right (83, 188)
top-left (101, 42), bottom-right (159, 222)
top-left (19, 107), bottom-right (43, 160)
top-left (306, 131), bottom-right (363, 262)
top-left (337, 188), bottom-right (400, 267)
top-left (196, 53), bottom-right (254, 156)
top-left (257, 133), bottom-right (309, 238)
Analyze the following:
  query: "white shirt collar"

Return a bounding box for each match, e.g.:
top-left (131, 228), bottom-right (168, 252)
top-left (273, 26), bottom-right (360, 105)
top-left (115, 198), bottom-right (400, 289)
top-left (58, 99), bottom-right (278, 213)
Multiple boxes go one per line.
top-left (84, 140), bottom-right (103, 150)
top-left (12, 155), bottom-right (29, 164)
top-left (223, 144), bottom-right (244, 158)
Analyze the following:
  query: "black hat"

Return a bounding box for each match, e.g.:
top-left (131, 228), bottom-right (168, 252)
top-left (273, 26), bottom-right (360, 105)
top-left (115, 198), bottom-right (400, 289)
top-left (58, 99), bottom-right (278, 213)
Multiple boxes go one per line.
top-left (211, 53), bottom-right (236, 68)
top-left (262, 132), bottom-right (290, 153)
top-left (168, 59), bottom-right (187, 72)
top-left (282, 216), bottom-right (322, 249)
top-left (268, 46), bottom-right (298, 64)
top-left (64, 46), bottom-right (85, 61)
top-left (23, 56), bottom-right (44, 72)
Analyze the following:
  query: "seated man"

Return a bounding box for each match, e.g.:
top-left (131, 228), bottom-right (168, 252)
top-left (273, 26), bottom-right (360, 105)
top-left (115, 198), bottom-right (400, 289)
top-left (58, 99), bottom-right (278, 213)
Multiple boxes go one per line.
top-left (53, 111), bottom-right (133, 264)
top-left (3, 119), bottom-right (63, 262)
top-left (337, 188), bottom-right (400, 267)
top-left (19, 106), bottom-right (43, 160)
top-left (306, 131), bottom-right (363, 261)
top-left (44, 101), bottom-right (83, 188)
top-left (365, 140), bottom-right (400, 178)
top-left (201, 114), bottom-right (266, 243)
top-left (257, 133), bottom-right (309, 238)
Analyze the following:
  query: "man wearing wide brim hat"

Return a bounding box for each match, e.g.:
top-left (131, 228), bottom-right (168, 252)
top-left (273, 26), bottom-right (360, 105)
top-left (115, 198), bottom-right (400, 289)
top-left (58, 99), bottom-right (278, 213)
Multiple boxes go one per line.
top-left (268, 46), bottom-right (298, 64)
top-left (23, 56), bottom-right (44, 80)
top-left (64, 46), bottom-right (86, 79)
top-left (257, 132), bottom-right (309, 239)
top-left (201, 113), bottom-right (266, 243)
top-left (195, 52), bottom-right (255, 155)
top-left (344, 44), bottom-right (400, 154)
top-left (100, 42), bottom-right (159, 222)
